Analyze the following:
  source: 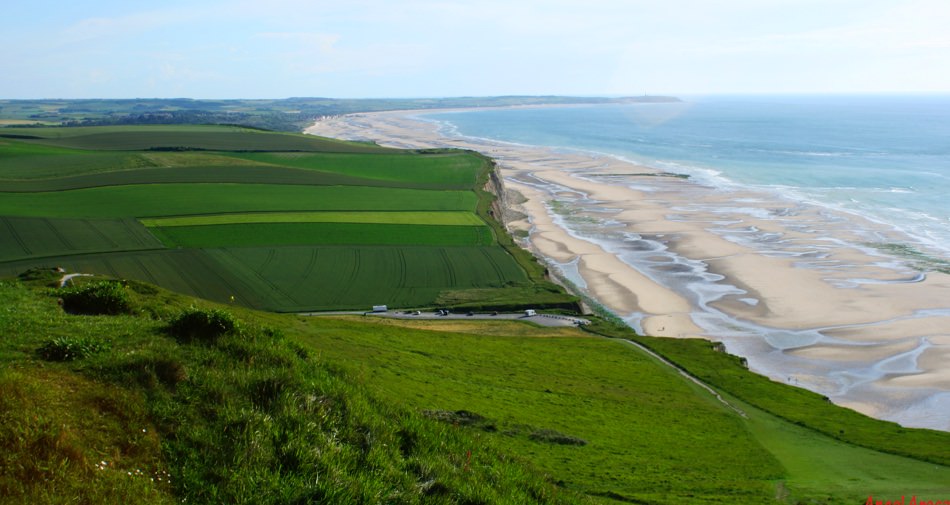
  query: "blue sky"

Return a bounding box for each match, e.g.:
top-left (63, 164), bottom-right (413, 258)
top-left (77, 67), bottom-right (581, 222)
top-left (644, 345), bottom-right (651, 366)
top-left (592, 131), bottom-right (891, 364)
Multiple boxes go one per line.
top-left (3, 0), bottom-right (949, 98)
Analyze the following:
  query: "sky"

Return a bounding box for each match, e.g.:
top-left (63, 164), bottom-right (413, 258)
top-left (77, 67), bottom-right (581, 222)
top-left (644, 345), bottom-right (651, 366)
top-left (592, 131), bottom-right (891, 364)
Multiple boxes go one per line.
top-left (3, 0), bottom-right (950, 99)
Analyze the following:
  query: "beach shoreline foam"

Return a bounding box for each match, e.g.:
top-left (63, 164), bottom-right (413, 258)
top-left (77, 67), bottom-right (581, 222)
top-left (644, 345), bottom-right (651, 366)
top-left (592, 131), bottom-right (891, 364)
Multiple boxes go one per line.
top-left (306, 108), bottom-right (950, 432)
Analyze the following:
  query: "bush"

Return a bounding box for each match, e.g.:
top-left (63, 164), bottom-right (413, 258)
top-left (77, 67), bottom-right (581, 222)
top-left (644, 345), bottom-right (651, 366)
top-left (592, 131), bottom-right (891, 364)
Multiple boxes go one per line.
top-left (167, 307), bottom-right (239, 343)
top-left (37, 336), bottom-right (110, 361)
top-left (59, 281), bottom-right (133, 315)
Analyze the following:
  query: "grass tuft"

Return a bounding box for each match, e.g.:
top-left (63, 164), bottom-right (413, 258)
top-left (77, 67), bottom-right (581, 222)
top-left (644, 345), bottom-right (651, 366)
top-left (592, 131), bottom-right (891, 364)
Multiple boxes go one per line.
top-left (59, 280), bottom-right (134, 315)
top-left (167, 307), bottom-right (240, 344)
top-left (37, 335), bottom-right (110, 361)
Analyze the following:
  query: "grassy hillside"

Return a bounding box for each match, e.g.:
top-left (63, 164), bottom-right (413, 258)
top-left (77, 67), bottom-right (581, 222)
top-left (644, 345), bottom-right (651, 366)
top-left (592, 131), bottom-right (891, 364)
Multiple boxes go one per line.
top-left (5, 273), bottom-right (946, 504)
top-left (0, 273), bottom-right (577, 504)
top-left (294, 316), bottom-right (950, 504)
top-left (0, 126), bottom-right (575, 312)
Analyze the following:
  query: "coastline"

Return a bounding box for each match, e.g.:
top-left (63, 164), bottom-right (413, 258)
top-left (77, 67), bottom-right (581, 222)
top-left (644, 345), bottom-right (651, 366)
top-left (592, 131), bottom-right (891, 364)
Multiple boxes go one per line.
top-left (306, 108), bottom-right (950, 432)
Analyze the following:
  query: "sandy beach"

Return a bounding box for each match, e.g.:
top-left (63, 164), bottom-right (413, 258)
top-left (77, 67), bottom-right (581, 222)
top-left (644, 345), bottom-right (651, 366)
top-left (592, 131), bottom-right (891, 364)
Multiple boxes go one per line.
top-left (306, 109), bottom-right (950, 431)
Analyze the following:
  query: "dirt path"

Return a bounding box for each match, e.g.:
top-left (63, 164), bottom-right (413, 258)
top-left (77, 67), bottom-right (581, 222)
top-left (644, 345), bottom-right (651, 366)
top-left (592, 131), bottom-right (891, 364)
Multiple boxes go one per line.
top-left (620, 338), bottom-right (748, 418)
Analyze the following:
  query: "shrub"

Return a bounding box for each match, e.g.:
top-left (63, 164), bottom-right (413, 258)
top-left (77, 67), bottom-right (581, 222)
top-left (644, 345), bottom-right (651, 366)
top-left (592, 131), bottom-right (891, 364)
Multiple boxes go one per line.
top-left (167, 307), bottom-right (239, 343)
top-left (59, 281), bottom-right (133, 315)
top-left (37, 336), bottom-right (110, 362)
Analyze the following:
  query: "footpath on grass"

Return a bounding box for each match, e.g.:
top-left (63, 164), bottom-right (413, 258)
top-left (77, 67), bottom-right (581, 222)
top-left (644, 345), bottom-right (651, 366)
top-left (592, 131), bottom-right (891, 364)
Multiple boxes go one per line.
top-left (619, 338), bottom-right (747, 417)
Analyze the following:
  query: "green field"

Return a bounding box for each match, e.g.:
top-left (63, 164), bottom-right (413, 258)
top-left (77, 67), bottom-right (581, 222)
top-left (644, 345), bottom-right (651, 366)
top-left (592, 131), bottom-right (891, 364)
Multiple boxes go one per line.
top-left (149, 223), bottom-right (495, 248)
top-left (0, 216), bottom-right (163, 262)
top-left (1, 125), bottom-right (395, 153)
top-left (0, 278), bottom-right (577, 504)
top-left (0, 125), bottom-right (550, 311)
top-left (295, 316), bottom-right (950, 504)
top-left (5, 261), bottom-right (946, 504)
top-left (0, 185), bottom-right (477, 219)
top-left (206, 245), bottom-right (527, 310)
top-left (140, 211), bottom-right (485, 227)
top-left (0, 245), bottom-right (528, 311)
top-left (231, 152), bottom-right (481, 188)
top-left (626, 334), bottom-right (950, 467)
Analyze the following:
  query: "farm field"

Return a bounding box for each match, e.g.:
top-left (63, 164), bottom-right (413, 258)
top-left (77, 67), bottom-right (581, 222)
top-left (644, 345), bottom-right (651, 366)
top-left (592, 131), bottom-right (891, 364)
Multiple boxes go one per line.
top-left (208, 245), bottom-right (527, 310)
top-left (1, 124), bottom-right (395, 152)
top-left (148, 223), bottom-right (495, 248)
top-left (139, 211), bottom-right (486, 227)
top-left (0, 125), bottom-right (558, 311)
top-left (0, 216), bottom-right (162, 262)
top-left (0, 184), bottom-right (477, 219)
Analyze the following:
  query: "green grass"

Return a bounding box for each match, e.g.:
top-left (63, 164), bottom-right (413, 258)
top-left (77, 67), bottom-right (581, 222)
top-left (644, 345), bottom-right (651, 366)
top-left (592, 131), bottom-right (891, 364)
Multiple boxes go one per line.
top-left (0, 245), bottom-right (530, 312)
top-left (0, 277), bottom-right (577, 504)
top-left (2, 125), bottom-right (396, 153)
top-left (149, 223), bottom-right (495, 248)
top-left (0, 216), bottom-right (163, 262)
top-left (0, 184), bottom-right (477, 219)
top-left (0, 249), bottom-right (258, 309)
top-left (0, 141), bottom-right (483, 191)
top-left (0, 141), bottom-right (158, 179)
top-left (0, 125), bottom-right (573, 312)
top-left (232, 151), bottom-right (483, 188)
top-left (0, 165), bottom-right (415, 192)
top-left (292, 317), bottom-right (784, 503)
top-left (626, 334), bottom-right (950, 468)
top-left (292, 316), bottom-right (950, 504)
top-left (140, 211), bottom-right (486, 227)
top-left (733, 394), bottom-right (950, 503)
top-left (207, 245), bottom-right (529, 311)
top-left (3, 269), bottom-right (949, 504)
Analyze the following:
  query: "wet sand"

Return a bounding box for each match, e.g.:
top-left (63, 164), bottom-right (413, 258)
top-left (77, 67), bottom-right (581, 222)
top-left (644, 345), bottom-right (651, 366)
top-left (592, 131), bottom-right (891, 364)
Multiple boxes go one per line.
top-left (306, 109), bottom-right (950, 431)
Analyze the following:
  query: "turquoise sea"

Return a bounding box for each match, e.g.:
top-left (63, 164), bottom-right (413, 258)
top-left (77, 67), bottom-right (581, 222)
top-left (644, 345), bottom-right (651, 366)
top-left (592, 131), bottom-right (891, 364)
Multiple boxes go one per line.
top-left (428, 95), bottom-right (950, 257)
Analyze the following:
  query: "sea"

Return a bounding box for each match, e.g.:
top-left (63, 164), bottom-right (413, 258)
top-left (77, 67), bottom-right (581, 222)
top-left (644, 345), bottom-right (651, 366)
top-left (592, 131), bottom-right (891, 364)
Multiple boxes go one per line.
top-left (426, 95), bottom-right (950, 256)
top-left (416, 95), bottom-right (950, 430)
